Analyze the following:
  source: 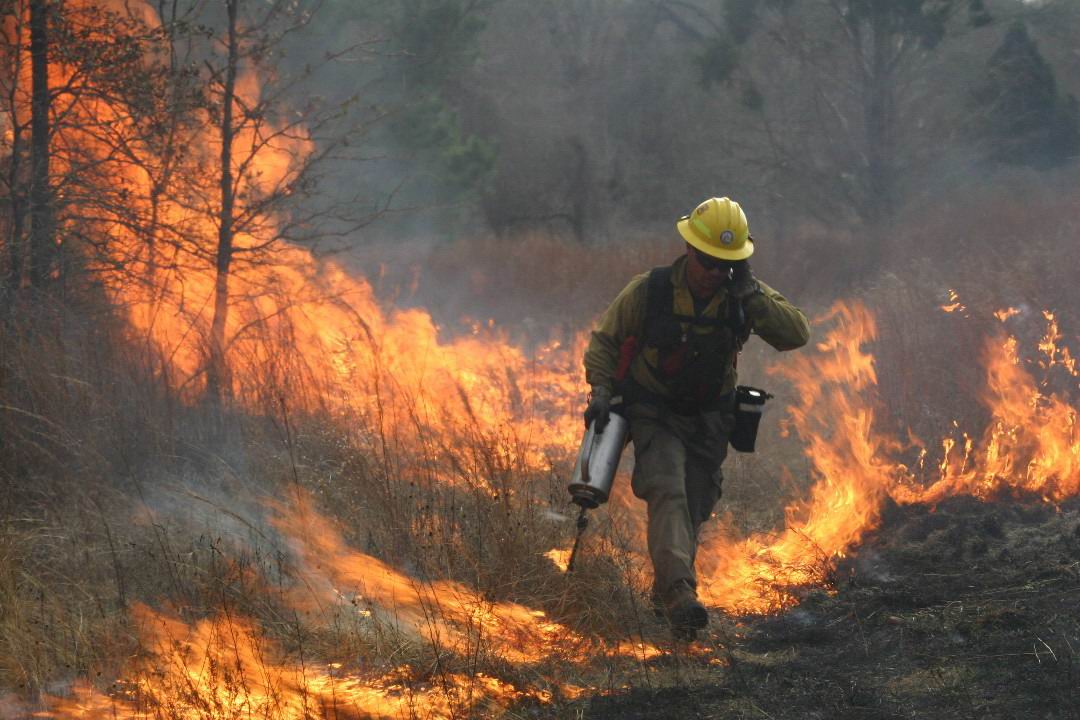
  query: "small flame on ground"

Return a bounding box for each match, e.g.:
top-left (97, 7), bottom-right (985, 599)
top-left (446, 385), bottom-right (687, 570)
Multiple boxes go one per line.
top-left (545, 548), bottom-right (572, 572)
top-left (1038, 311), bottom-right (1078, 376)
top-left (941, 289), bottom-right (967, 314)
top-left (994, 307), bottom-right (1022, 323)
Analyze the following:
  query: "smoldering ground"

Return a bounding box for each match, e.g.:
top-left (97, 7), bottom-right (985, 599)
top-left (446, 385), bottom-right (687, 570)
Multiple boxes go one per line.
top-left (583, 495), bottom-right (1080, 720)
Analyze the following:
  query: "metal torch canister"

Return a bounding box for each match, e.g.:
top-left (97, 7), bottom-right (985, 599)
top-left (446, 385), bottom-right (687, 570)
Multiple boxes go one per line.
top-left (567, 409), bottom-right (630, 509)
top-left (729, 385), bottom-right (773, 453)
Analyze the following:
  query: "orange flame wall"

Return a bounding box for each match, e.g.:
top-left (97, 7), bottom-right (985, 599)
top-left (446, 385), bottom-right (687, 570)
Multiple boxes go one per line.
top-left (697, 301), bottom-right (1078, 613)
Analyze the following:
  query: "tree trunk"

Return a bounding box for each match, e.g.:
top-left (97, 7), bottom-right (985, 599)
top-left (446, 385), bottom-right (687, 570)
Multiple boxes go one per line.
top-left (862, 10), bottom-right (896, 225)
top-left (206, 0), bottom-right (238, 403)
top-left (3, 7), bottom-right (26, 299)
top-left (569, 138), bottom-right (589, 244)
top-left (7, 115), bottom-right (24, 290)
top-left (28, 0), bottom-right (52, 290)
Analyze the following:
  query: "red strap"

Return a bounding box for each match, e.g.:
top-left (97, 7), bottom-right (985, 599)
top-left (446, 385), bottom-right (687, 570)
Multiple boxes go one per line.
top-left (660, 343), bottom-right (689, 376)
top-left (614, 336), bottom-right (639, 382)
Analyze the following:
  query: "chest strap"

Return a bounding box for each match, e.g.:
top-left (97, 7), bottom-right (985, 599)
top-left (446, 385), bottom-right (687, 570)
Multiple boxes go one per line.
top-left (644, 263), bottom-right (747, 341)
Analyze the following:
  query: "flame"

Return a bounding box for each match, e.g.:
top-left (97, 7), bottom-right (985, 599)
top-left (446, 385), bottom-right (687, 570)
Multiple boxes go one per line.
top-left (271, 491), bottom-right (579, 665)
top-left (9, 3), bottom-right (650, 714)
top-left (697, 301), bottom-right (1079, 613)
top-left (697, 303), bottom-right (908, 612)
top-left (545, 548), bottom-right (572, 572)
top-left (1038, 311), bottom-right (1078, 376)
top-left (37, 490), bottom-right (664, 719)
top-left (994, 307), bottom-right (1021, 323)
top-left (271, 492), bottom-right (662, 663)
top-left (909, 331), bottom-right (1079, 503)
top-left (41, 604), bottom-right (538, 719)
top-left (940, 289), bottom-right (966, 314)
top-left (5, 0), bottom-right (584, 475)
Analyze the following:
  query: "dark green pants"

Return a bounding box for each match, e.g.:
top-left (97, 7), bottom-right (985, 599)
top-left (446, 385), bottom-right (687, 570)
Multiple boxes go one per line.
top-left (626, 402), bottom-right (731, 598)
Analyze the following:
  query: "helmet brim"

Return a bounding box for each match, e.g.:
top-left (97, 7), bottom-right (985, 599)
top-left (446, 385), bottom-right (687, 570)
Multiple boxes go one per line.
top-left (676, 218), bottom-right (754, 261)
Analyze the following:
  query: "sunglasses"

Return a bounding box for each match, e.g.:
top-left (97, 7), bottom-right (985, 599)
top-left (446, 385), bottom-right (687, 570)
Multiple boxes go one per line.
top-left (691, 246), bottom-right (735, 273)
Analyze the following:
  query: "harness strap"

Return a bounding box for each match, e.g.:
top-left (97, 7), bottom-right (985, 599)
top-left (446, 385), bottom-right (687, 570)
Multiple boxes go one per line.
top-left (616, 259), bottom-right (754, 412)
top-left (645, 264), bottom-right (731, 331)
top-left (644, 265), bottom-right (673, 337)
top-left (644, 262), bottom-right (747, 338)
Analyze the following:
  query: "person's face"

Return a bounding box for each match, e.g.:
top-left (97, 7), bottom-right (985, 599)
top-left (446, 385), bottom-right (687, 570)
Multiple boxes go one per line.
top-left (687, 245), bottom-right (734, 295)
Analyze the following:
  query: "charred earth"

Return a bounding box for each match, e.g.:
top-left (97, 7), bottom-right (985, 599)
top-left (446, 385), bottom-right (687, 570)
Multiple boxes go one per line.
top-left (582, 494), bottom-right (1080, 720)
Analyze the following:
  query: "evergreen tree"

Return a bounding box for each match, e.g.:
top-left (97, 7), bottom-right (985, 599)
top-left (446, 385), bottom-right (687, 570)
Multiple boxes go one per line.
top-left (301, 0), bottom-right (497, 233)
top-left (384, 0), bottom-right (496, 207)
top-left (973, 21), bottom-right (1079, 169)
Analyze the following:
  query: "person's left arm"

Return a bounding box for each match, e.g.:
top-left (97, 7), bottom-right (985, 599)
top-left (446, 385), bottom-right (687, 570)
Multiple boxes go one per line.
top-left (743, 280), bottom-right (810, 351)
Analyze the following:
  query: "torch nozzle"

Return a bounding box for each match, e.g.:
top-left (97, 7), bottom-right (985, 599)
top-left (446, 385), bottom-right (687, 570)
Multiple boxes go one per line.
top-left (565, 505), bottom-right (590, 573)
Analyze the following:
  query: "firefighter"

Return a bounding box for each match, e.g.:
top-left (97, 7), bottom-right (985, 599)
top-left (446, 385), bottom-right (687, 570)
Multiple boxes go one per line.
top-left (583, 197), bottom-right (810, 635)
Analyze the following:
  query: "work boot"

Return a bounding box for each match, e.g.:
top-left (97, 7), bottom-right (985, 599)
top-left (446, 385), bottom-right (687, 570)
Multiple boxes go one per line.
top-left (649, 583), bottom-right (664, 618)
top-left (664, 580), bottom-right (709, 635)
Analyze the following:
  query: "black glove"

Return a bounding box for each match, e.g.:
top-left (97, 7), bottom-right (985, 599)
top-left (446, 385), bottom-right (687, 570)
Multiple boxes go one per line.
top-left (727, 260), bottom-right (762, 302)
top-left (584, 385), bottom-right (612, 431)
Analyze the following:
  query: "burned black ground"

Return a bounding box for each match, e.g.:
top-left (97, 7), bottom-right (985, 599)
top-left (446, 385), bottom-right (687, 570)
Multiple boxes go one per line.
top-left (578, 496), bottom-right (1080, 719)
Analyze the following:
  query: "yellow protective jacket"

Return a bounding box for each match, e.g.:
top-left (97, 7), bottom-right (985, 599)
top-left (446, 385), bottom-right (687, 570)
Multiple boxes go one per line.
top-left (583, 255), bottom-right (810, 399)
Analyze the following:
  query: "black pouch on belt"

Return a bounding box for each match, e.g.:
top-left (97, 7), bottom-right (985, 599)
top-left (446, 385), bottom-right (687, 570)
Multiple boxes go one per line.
top-left (730, 386), bottom-right (773, 453)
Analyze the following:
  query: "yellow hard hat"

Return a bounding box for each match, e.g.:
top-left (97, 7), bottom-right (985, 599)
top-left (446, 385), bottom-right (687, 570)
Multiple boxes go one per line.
top-left (676, 197), bottom-right (753, 261)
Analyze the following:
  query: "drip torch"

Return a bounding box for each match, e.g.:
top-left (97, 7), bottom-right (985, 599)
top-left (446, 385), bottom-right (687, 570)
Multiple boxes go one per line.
top-left (564, 404), bottom-right (630, 572)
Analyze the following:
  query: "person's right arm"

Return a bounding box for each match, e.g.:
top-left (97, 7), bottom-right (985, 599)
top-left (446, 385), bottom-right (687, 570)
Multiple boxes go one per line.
top-left (583, 273), bottom-right (648, 393)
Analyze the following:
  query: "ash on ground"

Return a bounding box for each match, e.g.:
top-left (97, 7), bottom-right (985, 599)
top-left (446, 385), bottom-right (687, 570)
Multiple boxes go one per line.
top-left (580, 495), bottom-right (1080, 720)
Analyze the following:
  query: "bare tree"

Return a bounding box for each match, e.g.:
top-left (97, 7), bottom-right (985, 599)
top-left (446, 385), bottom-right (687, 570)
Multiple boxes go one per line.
top-left (26, 0), bottom-right (50, 289)
top-left (0, 0), bottom-right (376, 402)
top-left (1, 0), bottom-right (195, 304)
top-left (664, 0), bottom-right (1001, 227)
top-left (205, 0), bottom-right (240, 401)
top-left (0, 0), bottom-right (28, 293)
top-left (190, 0), bottom-right (377, 403)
